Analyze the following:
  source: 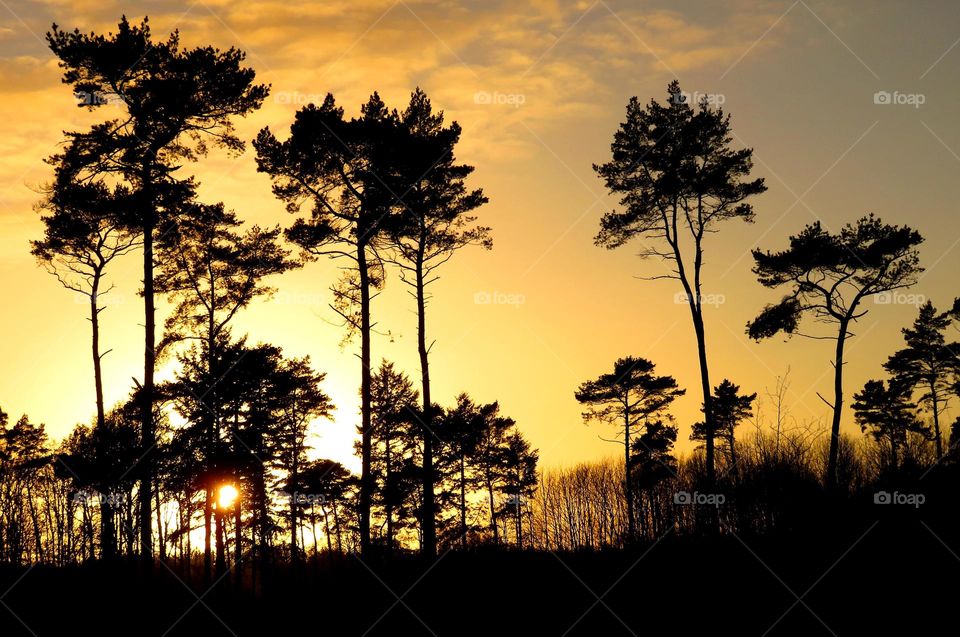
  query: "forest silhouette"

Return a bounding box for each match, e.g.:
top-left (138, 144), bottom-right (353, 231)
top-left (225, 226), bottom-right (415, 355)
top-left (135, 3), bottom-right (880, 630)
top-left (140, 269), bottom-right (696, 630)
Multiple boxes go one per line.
top-left (1, 15), bottom-right (959, 636)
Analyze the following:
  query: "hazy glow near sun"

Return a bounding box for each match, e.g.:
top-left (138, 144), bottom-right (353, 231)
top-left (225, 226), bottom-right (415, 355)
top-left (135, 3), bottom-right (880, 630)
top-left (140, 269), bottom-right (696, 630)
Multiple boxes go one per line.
top-left (218, 484), bottom-right (239, 509)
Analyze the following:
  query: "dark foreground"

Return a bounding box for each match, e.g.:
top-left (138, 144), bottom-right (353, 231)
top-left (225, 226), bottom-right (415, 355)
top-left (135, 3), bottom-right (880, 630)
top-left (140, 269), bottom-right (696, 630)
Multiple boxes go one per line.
top-left (0, 515), bottom-right (954, 636)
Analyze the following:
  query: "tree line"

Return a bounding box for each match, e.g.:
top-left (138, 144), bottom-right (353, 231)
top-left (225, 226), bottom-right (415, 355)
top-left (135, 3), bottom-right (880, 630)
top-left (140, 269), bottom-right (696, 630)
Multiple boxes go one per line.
top-left (1, 17), bottom-right (958, 574)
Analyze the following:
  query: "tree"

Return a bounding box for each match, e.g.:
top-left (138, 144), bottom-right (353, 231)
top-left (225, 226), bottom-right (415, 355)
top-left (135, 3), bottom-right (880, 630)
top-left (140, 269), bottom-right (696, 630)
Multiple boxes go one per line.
top-left (298, 460), bottom-right (356, 555)
top-left (254, 93), bottom-right (398, 555)
top-left (31, 177), bottom-right (138, 558)
top-left (691, 379), bottom-right (756, 471)
top-left (387, 88), bottom-right (490, 557)
top-left (270, 358), bottom-right (334, 566)
top-left (47, 17), bottom-right (268, 558)
top-left (499, 431), bottom-right (538, 549)
top-left (575, 357), bottom-right (684, 541)
top-left (884, 301), bottom-right (959, 458)
top-left (747, 215), bottom-right (924, 487)
top-left (471, 402), bottom-right (516, 545)
top-left (437, 394), bottom-right (487, 549)
top-left (852, 379), bottom-right (928, 471)
top-left (362, 361), bottom-right (419, 552)
top-left (593, 81), bottom-right (765, 484)
top-left (156, 199), bottom-right (294, 577)
top-left (630, 418), bottom-right (678, 538)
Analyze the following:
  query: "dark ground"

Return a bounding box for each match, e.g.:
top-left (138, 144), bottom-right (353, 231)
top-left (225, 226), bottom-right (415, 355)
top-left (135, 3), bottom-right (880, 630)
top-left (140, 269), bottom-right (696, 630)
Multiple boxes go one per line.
top-left (0, 505), bottom-right (954, 636)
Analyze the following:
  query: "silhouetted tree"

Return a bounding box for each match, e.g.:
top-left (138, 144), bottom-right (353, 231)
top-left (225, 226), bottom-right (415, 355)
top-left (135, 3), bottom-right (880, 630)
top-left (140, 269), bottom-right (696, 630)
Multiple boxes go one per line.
top-left (156, 199), bottom-right (294, 577)
top-left (437, 394), bottom-right (487, 549)
top-left (298, 460), bottom-right (356, 555)
top-left (594, 81), bottom-right (765, 484)
top-left (852, 379), bottom-right (928, 471)
top-left (32, 177), bottom-right (138, 558)
top-left (575, 357), bottom-right (684, 541)
top-left (630, 418), bottom-right (678, 538)
top-left (691, 379), bottom-right (756, 471)
top-left (384, 88), bottom-right (491, 557)
top-left (884, 301), bottom-right (958, 458)
top-left (499, 431), bottom-right (538, 548)
top-left (361, 361), bottom-right (419, 552)
top-left (270, 357), bottom-right (333, 565)
top-left (47, 16), bottom-right (268, 558)
top-left (747, 215), bottom-right (923, 487)
top-left (254, 93), bottom-right (398, 555)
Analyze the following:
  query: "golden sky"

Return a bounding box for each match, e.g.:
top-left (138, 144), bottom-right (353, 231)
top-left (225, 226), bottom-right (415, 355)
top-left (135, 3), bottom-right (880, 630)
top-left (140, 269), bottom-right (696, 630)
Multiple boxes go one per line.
top-left (1, 0), bottom-right (959, 471)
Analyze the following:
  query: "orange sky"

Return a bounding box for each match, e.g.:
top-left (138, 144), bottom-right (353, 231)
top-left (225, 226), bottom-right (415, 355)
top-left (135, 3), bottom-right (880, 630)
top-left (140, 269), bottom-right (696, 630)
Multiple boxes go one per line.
top-left (1, 0), bottom-right (959, 472)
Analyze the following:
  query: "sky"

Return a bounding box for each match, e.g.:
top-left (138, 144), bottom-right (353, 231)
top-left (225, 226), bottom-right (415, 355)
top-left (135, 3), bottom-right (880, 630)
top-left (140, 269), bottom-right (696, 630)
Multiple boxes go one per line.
top-left (1, 0), bottom-right (959, 473)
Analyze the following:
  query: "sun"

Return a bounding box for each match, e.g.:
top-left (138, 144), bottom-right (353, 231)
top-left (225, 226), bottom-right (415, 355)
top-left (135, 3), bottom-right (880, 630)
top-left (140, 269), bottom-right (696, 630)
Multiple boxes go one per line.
top-left (218, 484), bottom-right (239, 509)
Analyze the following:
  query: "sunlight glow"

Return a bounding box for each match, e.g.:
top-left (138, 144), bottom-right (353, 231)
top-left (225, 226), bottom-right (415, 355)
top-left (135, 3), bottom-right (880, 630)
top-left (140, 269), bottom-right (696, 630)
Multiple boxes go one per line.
top-left (218, 484), bottom-right (239, 510)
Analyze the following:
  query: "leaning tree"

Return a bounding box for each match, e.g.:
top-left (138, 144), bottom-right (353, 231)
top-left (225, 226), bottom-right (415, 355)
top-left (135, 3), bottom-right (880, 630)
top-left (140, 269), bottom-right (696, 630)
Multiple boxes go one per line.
top-left (747, 214), bottom-right (923, 488)
top-left (594, 81), bottom-right (765, 484)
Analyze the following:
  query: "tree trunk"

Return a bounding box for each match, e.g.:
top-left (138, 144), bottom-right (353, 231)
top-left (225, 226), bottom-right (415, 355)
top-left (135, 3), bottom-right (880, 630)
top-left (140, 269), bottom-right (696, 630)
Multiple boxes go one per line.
top-left (415, 249), bottom-right (437, 558)
top-left (460, 456), bottom-right (467, 550)
top-left (140, 210), bottom-right (155, 562)
top-left (90, 278), bottom-right (117, 560)
top-left (623, 403), bottom-right (635, 543)
top-left (930, 377), bottom-right (943, 458)
top-left (204, 486), bottom-right (213, 583)
top-left (826, 318), bottom-right (849, 489)
top-left (357, 241), bottom-right (373, 556)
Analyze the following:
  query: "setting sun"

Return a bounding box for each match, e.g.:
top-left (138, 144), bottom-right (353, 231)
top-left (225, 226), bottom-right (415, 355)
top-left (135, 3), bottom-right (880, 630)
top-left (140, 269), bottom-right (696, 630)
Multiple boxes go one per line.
top-left (217, 484), bottom-right (239, 510)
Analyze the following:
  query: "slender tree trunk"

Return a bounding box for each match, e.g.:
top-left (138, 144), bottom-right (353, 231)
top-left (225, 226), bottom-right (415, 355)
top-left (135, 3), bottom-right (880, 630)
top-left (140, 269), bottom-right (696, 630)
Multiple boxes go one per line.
top-left (623, 398), bottom-right (635, 543)
top-left (89, 277), bottom-right (117, 560)
top-left (357, 241), bottom-right (373, 556)
top-left (415, 249), bottom-right (437, 558)
top-left (930, 379), bottom-right (943, 458)
top-left (486, 467), bottom-right (498, 543)
top-left (215, 505), bottom-right (226, 577)
top-left (204, 486), bottom-right (213, 583)
top-left (140, 210), bottom-right (155, 562)
top-left (826, 318), bottom-right (849, 489)
top-left (460, 456), bottom-right (467, 549)
top-left (690, 308), bottom-right (715, 485)
top-left (234, 481), bottom-right (242, 586)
